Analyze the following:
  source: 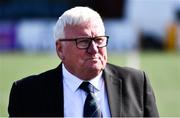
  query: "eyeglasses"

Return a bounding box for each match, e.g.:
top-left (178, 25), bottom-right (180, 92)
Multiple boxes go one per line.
top-left (58, 36), bottom-right (109, 49)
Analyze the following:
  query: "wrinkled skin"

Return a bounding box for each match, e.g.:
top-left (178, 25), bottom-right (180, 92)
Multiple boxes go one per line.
top-left (56, 21), bottom-right (107, 80)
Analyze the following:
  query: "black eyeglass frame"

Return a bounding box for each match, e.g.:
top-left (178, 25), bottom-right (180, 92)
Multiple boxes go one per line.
top-left (58, 36), bottom-right (109, 49)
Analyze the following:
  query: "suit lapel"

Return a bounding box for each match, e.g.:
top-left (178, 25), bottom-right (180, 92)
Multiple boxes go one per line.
top-left (50, 63), bottom-right (123, 117)
top-left (55, 64), bottom-right (64, 116)
top-left (44, 63), bottom-right (64, 116)
top-left (103, 66), bottom-right (122, 117)
top-left (56, 63), bottom-right (64, 117)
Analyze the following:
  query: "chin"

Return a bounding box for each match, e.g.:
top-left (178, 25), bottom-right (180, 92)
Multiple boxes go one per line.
top-left (87, 64), bottom-right (102, 72)
top-left (82, 60), bottom-right (104, 70)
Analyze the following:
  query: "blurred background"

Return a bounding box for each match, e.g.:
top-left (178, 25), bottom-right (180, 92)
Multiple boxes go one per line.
top-left (0, 0), bottom-right (180, 116)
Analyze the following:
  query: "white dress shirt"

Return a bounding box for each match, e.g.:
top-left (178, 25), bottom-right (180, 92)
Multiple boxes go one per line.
top-left (62, 64), bottom-right (111, 117)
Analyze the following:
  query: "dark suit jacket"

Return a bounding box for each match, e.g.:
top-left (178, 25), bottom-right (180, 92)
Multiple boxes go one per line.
top-left (8, 63), bottom-right (159, 117)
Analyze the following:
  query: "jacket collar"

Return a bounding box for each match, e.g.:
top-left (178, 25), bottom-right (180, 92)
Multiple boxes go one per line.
top-left (55, 63), bottom-right (122, 117)
top-left (103, 63), bottom-right (122, 117)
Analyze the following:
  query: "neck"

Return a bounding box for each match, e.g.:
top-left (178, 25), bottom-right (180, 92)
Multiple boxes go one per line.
top-left (63, 64), bottom-right (103, 80)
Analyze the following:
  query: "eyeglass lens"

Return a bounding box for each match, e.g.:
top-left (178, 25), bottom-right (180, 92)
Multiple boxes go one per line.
top-left (76, 36), bottom-right (108, 49)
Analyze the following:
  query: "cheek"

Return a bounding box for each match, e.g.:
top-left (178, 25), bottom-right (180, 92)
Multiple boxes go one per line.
top-left (99, 49), bottom-right (108, 64)
top-left (70, 49), bottom-right (85, 64)
top-left (101, 49), bottom-right (107, 59)
top-left (63, 44), bottom-right (77, 61)
top-left (77, 52), bottom-right (87, 63)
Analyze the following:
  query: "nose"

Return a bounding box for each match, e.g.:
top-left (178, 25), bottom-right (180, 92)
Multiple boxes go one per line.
top-left (87, 40), bottom-right (98, 54)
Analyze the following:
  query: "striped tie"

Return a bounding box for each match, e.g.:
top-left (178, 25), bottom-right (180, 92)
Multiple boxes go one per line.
top-left (79, 82), bottom-right (102, 117)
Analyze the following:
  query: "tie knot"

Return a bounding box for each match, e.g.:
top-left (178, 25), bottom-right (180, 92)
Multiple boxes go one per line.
top-left (79, 82), bottom-right (94, 93)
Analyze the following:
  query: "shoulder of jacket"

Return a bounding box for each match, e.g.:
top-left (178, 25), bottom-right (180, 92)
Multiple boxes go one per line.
top-left (106, 63), bottom-right (143, 73)
top-left (14, 65), bottom-right (61, 87)
top-left (106, 63), bottom-right (145, 80)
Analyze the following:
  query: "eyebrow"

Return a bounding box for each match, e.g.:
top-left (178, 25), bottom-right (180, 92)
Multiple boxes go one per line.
top-left (67, 36), bottom-right (106, 39)
top-left (58, 36), bottom-right (108, 41)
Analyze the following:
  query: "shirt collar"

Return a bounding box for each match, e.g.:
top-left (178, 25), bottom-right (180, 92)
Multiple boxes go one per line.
top-left (89, 71), bottom-right (103, 91)
top-left (62, 64), bottom-right (82, 93)
top-left (62, 64), bottom-right (103, 93)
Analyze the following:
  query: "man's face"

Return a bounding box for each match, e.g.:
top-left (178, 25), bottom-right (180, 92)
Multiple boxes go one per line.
top-left (56, 21), bottom-right (107, 80)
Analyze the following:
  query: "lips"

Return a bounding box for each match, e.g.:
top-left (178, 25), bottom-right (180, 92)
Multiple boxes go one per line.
top-left (86, 57), bottom-right (99, 60)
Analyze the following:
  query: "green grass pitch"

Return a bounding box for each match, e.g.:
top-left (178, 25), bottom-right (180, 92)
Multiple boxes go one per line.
top-left (0, 51), bottom-right (180, 116)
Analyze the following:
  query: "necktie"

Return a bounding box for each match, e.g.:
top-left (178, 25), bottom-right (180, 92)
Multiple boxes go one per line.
top-left (79, 82), bottom-right (102, 117)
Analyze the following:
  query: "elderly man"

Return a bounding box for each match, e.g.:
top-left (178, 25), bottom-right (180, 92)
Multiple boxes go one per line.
top-left (8, 6), bottom-right (159, 117)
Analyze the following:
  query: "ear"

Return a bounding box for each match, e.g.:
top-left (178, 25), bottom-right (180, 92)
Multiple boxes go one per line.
top-left (56, 40), bottom-right (64, 60)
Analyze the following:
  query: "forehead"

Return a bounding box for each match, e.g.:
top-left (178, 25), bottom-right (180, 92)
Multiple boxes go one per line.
top-left (64, 21), bottom-right (104, 38)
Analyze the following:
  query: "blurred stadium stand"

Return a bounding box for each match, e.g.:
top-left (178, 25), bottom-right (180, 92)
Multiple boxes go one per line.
top-left (0, 22), bottom-right (16, 51)
top-left (0, 0), bottom-right (180, 52)
top-left (0, 0), bottom-right (125, 19)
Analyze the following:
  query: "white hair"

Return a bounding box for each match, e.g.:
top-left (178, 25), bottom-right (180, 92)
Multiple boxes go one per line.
top-left (53, 6), bottom-right (105, 41)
